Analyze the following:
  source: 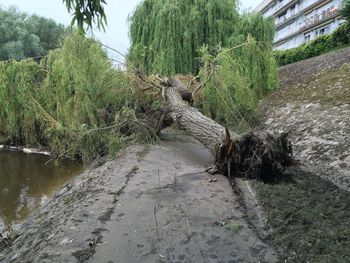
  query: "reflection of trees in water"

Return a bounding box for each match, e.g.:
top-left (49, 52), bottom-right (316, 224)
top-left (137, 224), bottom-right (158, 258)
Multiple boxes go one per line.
top-left (0, 150), bottom-right (81, 230)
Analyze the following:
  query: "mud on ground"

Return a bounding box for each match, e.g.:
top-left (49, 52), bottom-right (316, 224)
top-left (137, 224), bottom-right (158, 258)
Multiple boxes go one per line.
top-left (1, 48), bottom-right (350, 263)
top-left (254, 167), bottom-right (350, 263)
top-left (0, 132), bottom-right (278, 263)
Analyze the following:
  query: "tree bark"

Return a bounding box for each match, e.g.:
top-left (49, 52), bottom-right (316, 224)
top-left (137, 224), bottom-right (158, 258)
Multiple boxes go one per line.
top-left (159, 77), bottom-right (293, 183)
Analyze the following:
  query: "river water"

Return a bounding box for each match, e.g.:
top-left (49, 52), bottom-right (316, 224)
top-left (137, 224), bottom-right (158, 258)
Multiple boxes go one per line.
top-left (0, 150), bottom-right (82, 232)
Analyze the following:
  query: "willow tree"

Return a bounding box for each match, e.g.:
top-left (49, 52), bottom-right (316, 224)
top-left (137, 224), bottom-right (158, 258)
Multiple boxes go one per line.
top-left (63, 0), bottom-right (107, 30)
top-left (128, 0), bottom-right (238, 75)
top-left (193, 13), bottom-right (276, 131)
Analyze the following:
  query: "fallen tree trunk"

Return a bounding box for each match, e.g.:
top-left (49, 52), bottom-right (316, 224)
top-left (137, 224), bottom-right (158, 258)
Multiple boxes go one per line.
top-left (157, 76), bottom-right (293, 183)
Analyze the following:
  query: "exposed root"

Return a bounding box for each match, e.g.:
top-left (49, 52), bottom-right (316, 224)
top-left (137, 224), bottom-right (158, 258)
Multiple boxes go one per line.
top-left (231, 132), bottom-right (293, 183)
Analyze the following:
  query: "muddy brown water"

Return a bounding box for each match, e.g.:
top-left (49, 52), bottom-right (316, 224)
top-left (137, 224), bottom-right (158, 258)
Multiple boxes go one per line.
top-left (0, 150), bottom-right (82, 232)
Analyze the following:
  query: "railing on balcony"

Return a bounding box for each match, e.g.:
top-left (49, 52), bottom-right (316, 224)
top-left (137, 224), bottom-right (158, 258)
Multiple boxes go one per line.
top-left (275, 12), bottom-right (298, 29)
top-left (301, 6), bottom-right (338, 31)
top-left (274, 3), bottom-right (338, 34)
top-left (274, 7), bottom-right (339, 44)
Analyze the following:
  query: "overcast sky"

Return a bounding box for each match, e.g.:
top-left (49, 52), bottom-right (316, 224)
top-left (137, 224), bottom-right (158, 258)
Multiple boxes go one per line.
top-left (0, 0), bottom-right (261, 61)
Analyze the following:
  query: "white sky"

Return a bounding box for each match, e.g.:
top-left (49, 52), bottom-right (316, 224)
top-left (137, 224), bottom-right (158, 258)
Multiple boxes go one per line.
top-left (0, 0), bottom-right (261, 61)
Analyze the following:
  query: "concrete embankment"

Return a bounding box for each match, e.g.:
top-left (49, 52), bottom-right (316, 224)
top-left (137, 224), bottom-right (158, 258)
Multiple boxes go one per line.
top-left (0, 132), bottom-right (277, 263)
top-left (260, 47), bottom-right (350, 191)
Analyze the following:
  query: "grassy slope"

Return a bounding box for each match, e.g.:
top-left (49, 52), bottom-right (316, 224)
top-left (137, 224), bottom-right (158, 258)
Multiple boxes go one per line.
top-left (264, 64), bottom-right (350, 108)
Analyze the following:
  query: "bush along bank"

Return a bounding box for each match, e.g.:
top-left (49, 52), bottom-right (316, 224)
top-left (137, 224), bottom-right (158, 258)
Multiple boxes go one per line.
top-left (0, 32), bottom-right (156, 162)
top-left (274, 22), bottom-right (350, 66)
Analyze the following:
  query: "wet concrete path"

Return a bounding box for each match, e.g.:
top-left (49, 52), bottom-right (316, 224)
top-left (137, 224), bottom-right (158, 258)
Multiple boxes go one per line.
top-left (0, 133), bottom-right (277, 263)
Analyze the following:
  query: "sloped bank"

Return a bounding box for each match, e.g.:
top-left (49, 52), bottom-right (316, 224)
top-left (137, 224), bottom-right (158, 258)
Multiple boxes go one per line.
top-left (0, 132), bottom-right (278, 263)
top-left (252, 48), bottom-right (350, 262)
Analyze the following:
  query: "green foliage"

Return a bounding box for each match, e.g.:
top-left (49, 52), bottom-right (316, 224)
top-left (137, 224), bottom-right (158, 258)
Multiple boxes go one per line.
top-left (197, 13), bottom-right (277, 131)
top-left (0, 32), bottom-right (153, 162)
top-left (128, 2), bottom-right (277, 130)
top-left (128, 0), bottom-right (238, 75)
top-left (0, 6), bottom-right (67, 61)
top-left (63, 0), bottom-right (107, 31)
top-left (275, 22), bottom-right (350, 66)
top-left (342, 0), bottom-right (350, 22)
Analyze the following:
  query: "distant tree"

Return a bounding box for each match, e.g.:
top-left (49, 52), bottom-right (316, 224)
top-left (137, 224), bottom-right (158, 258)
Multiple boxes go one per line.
top-left (342, 0), bottom-right (350, 22)
top-left (0, 7), bottom-right (67, 60)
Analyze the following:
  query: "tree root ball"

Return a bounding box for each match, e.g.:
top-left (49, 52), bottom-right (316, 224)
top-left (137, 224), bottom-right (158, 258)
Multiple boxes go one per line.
top-left (231, 132), bottom-right (293, 183)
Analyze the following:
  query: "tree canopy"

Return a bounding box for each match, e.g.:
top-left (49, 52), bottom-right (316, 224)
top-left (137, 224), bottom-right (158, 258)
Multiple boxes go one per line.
top-left (197, 13), bottom-right (276, 130)
top-left (0, 7), bottom-right (67, 61)
top-left (128, 0), bottom-right (238, 75)
top-left (61, 0), bottom-right (276, 130)
top-left (0, 32), bottom-right (152, 161)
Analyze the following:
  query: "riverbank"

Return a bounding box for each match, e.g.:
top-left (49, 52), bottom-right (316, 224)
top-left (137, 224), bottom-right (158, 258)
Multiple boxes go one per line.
top-left (252, 47), bottom-right (350, 262)
top-left (0, 145), bottom-right (51, 156)
top-left (2, 47), bottom-right (350, 263)
top-left (0, 131), bottom-right (278, 262)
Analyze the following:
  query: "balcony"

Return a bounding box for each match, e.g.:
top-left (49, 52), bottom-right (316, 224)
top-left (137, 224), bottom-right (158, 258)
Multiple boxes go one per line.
top-left (275, 12), bottom-right (299, 30)
top-left (274, 7), bottom-right (339, 45)
top-left (261, 0), bottom-right (297, 18)
top-left (274, 0), bottom-right (333, 28)
top-left (273, 0), bottom-right (299, 16)
top-left (300, 7), bottom-right (338, 31)
top-left (274, 0), bottom-right (335, 30)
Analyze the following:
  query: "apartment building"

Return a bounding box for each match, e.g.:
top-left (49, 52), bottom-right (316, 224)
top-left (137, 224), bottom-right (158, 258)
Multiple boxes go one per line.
top-left (254, 0), bottom-right (345, 50)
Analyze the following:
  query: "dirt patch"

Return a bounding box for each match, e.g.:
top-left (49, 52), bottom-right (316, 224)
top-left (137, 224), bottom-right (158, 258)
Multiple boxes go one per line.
top-left (264, 64), bottom-right (350, 109)
top-left (72, 233), bottom-right (103, 263)
top-left (259, 101), bottom-right (350, 191)
top-left (278, 47), bottom-right (350, 90)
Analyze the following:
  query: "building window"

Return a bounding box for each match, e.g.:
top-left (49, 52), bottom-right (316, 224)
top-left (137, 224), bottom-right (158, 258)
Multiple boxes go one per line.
top-left (319, 26), bottom-right (329, 35)
top-left (278, 11), bottom-right (287, 23)
top-left (290, 5), bottom-right (295, 15)
top-left (305, 34), bottom-right (311, 42)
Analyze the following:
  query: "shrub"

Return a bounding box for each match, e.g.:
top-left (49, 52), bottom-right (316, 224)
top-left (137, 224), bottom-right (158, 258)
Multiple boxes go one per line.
top-left (0, 32), bottom-right (154, 162)
top-left (342, 0), bottom-right (350, 22)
